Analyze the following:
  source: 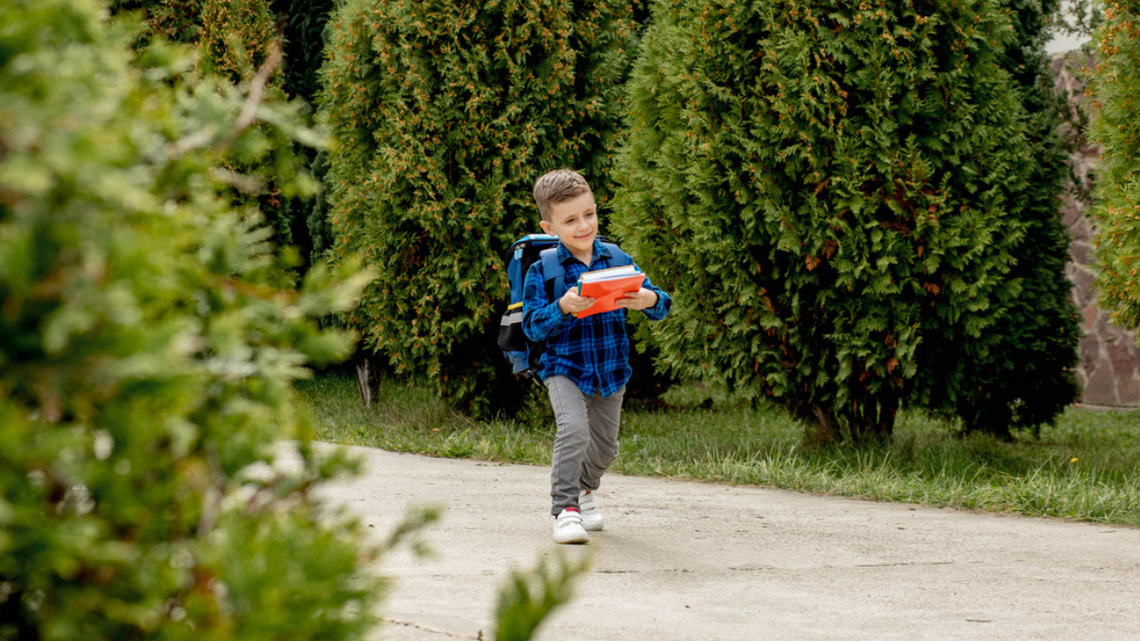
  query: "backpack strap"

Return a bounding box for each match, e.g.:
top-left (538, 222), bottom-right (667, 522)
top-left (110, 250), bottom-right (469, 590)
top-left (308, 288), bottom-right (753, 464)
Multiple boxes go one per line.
top-left (539, 247), bottom-right (566, 302)
top-left (601, 242), bottom-right (632, 268)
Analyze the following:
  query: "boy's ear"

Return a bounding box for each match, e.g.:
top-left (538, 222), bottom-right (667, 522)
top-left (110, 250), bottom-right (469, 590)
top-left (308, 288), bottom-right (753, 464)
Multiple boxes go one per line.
top-left (539, 219), bottom-right (553, 235)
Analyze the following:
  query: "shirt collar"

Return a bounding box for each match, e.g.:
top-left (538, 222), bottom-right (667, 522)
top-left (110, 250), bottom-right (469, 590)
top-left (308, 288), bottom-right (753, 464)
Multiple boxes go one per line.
top-left (557, 238), bottom-right (610, 266)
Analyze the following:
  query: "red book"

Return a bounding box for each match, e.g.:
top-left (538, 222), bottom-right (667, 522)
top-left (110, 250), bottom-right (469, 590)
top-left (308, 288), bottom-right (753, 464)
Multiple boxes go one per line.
top-left (575, 265), bottom-right (646, 318)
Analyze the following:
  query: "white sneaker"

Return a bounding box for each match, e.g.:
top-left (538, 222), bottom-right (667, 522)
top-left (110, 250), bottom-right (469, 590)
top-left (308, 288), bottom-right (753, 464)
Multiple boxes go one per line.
top-left (579, 491), bottom-right (603, 532)
top-left (553, 508), bottom-right (589, 544)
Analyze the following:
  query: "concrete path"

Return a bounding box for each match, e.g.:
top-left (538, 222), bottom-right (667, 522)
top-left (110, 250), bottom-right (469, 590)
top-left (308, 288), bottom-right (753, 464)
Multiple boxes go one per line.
top-left (316, 446), bottom-right (1140, 641)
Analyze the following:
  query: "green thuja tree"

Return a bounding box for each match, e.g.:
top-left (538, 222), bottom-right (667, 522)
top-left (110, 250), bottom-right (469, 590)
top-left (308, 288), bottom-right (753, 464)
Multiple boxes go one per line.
top-left (276, 0), bottom-right (337, 106)
top-left (198, 0), bottom-right (282, 83)
top-left (196, 0), bottom-right (305, 260)
top-left (1091, 0), bottom-right (1140, 329)
top-left (110, 0), bottom-right (204, 45)
top-left (277, 0), bottom-right (338, 266)
top-left (0, 1), bottom-right (387, 637)
top-left (320, 0), bottom-right (638, 415)
top-left (112, 0), bottom-right (341, 270)
top-left (614, 0), bottom-right (1075, 442)
top-left (493, 554), bottom-right (590, 641)
top-left (911, 0), bottom-right (1080, 437)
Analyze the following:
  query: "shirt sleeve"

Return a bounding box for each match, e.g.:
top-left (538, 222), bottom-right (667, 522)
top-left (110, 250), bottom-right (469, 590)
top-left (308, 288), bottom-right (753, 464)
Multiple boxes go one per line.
top-left (638, 271), bottom-right (672, 321)
top-left (522, 260), bottom-right (569, 342)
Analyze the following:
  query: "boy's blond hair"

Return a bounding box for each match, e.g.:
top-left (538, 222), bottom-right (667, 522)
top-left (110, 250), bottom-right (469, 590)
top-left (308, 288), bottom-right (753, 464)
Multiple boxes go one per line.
top-left (533, 169), bottom-right (592, 221)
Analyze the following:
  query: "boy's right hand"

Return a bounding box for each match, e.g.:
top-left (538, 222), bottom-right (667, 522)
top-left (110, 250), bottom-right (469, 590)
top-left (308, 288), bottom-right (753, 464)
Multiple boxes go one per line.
top-left (558, 290), bottom-right (596, 316)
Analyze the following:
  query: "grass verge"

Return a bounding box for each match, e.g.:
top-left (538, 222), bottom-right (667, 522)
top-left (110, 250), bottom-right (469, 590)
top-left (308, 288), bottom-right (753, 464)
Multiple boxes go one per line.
top-left (296, 373), bottom-right (1140, 528)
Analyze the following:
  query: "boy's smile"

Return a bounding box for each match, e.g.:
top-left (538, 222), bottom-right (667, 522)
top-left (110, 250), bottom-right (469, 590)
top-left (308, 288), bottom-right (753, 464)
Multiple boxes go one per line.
top-left (541, 191), bottom-right (599, 264)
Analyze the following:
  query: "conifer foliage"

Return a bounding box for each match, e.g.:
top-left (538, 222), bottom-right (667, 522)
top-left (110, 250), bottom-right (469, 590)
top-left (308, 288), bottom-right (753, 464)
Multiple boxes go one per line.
top-left (1091, 0), bottom-right (1140, 330)
top-left (110, 0), bottom-right (204, 45)
top-left (197, 0), bottom-right (282, 84)
top-left (196, 0), bottom-right (304, 254)
top-left (913, 0), bottom-right (1080, 437)
top-left (614, 0), bottom-right (1078, 441)
top-left (320, 0), bottom-right (638, 415)
top-left (0, 1), bottom-right (382, 637)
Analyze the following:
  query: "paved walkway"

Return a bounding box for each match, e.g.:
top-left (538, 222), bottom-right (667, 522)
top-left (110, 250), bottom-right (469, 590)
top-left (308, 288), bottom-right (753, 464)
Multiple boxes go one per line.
top-left (316, 446), bottom-right (1140, 641)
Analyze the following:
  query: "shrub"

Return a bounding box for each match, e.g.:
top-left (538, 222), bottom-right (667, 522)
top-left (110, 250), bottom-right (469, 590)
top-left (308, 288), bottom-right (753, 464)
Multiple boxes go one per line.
top-left (195, 0), bottom-right (306, 260)
top-left (319, 0), bottom-right (638, 416)
top-left (110, 0), bottom-right (204, 45)
top-left (0, 1), bottom-right (381, 638)
top-left (197, 0), bottom-right (282, 84)
top-left (278, 0), bottom-right (339, 268)
top-left (276, 0), bottom-right (337, 105)
top-left (112, 0), bottom-right (342, 271)
top-left (910, 0), bottom-right (1080, 437)
top-left (613, 0), bottom-right (1077, 442)
top-left (1090, 0), bottom-right (1140, 329)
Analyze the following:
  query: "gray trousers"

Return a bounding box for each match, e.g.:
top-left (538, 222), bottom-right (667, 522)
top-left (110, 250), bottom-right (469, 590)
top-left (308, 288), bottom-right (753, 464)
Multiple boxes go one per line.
top-left (545, 375), bottom-right (626, 517)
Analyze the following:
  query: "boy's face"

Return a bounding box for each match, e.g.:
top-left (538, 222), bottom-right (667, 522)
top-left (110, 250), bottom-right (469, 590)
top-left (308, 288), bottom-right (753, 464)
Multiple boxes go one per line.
top-left (540, 191), bottom-right (598, 260)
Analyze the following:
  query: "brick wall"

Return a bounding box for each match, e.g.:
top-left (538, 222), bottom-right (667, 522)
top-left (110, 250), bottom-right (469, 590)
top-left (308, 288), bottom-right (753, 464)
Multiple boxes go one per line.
top-left (1052, 52), bottom-right (1140, 407)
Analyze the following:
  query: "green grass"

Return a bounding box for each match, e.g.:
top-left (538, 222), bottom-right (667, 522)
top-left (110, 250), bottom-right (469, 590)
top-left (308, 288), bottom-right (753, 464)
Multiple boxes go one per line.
top-left (296, 373), bottom-right (1140, 527)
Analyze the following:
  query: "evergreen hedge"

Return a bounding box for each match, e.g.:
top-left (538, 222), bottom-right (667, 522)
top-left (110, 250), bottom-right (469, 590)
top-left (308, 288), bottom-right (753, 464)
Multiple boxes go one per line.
top-left (195, 0), bottom-right (304, 258)
top-left (912, 0), bottom-right (1080, 436)
top-left (197, 0), bottom-right (282, 84)
top-left (111, 0), bottom-right (342, 270)
top-left (110, 0), bottom-right (204, 45)
top-left (277, 0), bottom-right (337, 106)
top-left (0, 1), bottom-right (382, 637)
top-left (1091, 0), bottom-right (1140, 330)
top-left (276, 0), bottom-right (339, 268)
top-left (320, 0), bottom-right (639, 415)
top-left (614, 0), bottom-right (1078, 441)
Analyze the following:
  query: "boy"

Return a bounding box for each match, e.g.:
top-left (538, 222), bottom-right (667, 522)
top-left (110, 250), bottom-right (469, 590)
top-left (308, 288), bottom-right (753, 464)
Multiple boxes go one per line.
top-left (522, 168), bottom-right (671, 544)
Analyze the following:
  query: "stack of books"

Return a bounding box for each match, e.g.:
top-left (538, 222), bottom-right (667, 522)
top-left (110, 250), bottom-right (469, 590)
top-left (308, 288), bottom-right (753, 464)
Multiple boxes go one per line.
top-left (575, 266), bottom-right (645, 318)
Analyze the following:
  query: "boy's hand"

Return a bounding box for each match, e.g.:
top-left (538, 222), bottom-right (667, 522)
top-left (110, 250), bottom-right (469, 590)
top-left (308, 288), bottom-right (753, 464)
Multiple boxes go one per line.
top-left (615, 288), bottom-right (658, 311)
top-left (559, 290), bottom-right (596, 316)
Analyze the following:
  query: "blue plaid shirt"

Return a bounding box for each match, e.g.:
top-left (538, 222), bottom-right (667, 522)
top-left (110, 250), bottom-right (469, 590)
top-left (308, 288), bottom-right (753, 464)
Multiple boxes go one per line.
top-left (522, 239), bottom-right (671, 397)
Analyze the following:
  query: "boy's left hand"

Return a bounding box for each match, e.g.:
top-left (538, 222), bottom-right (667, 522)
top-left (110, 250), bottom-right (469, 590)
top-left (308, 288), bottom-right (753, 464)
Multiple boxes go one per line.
top-left (615, 288), bottom-right (658, 311)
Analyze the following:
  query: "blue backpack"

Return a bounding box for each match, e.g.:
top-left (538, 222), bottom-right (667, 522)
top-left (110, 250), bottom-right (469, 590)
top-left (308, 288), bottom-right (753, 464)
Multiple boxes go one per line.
top-left (497, 234), bottom-right (631, 377)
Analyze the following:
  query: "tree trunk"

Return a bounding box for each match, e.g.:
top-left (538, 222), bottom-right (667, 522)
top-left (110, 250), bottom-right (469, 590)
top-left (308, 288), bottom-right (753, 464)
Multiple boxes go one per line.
top-left (354, 352), bottom-right (382, 408)
top-left (806, 404), bottom-right (841, 445)
top-left (806, 393), bottom-right (898, 445)
top-left (851, 391), bottom-right (897, 442)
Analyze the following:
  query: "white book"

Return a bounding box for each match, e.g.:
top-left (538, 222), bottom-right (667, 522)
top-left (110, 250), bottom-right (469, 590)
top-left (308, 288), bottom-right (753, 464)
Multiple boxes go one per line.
top-left (578, 265), bottom-right (641, 284)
